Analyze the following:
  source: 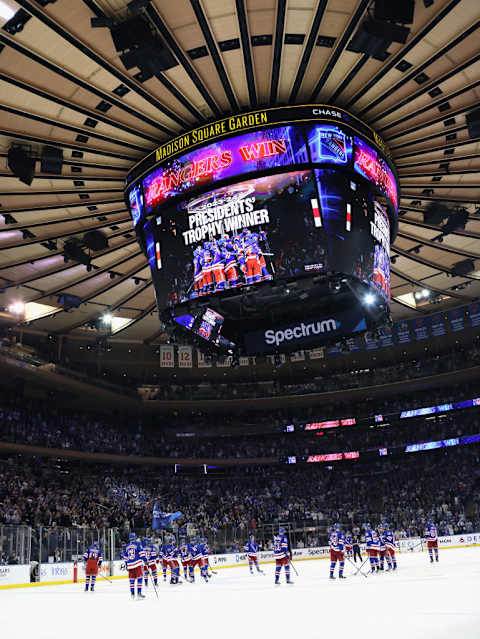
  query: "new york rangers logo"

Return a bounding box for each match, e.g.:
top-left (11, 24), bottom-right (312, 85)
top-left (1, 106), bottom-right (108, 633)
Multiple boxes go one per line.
top-left (318, 129), bottom-right (347, 163)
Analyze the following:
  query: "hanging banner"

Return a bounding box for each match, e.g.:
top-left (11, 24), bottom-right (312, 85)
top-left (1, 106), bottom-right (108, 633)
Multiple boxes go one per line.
top-left (239, 356), bottom-right (250, 366)
top-left (378, 325), bottom-right (394, 348)
top-left (308, 347), bottom-right (325, 360)
top-left (290, 350), bottom-right (305, 362)
top-left (448, 308), bottom-right (465, 332)
top-left (346, 337), bottom-right (361, 352)
top-left (178, 345), bottom-right (193, 368)
top-left (468, 302), bottom-right (480, 327)
top-left (160, 345), bottom-right (175, 368)
top-left (395, 321), bottom-right (411, 344)
top-left (364, 332), bottom-right (379, 350)
top-left (412, 317), bottom-right (429, 341)
top-left (268, 354), bottom-right (286, 365)
top-left (429, 313), bottom-right (446, 337)
top-left (197, 350), bottom-right (212, 368)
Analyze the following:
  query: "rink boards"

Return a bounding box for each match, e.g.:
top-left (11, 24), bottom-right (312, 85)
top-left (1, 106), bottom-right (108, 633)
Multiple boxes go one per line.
top-left (1, 532), bottom-right (478, 589)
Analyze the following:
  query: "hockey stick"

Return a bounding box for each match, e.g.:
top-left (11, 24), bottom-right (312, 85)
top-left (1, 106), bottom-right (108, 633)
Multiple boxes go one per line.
top-left (351, 557), bottom-right (370, 577)
top-left (147, 569), bottom-right (159, 599)
top-left (99, 572), bottom-right (113, 583)
top-left (346, 556), bottom-right (367, 578)
top-left (288, 558), bottom-right (299, 577)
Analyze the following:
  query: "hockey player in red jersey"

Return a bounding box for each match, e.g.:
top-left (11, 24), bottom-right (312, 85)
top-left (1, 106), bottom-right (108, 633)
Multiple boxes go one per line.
top-left (142, 537), bottom-right (158, 587)
top-left (274, 527), bottom-right (293, 585)
top-left (209, 239), bottom-right (226, 291)
top-left (425, 519), bottom-right (439, 563)
top-left (328, 524), bottom-right (346, 580)
top-left (383, 523), bottom-right (397, 570)
top-left (377, 525), bottom-right (387, 571)
top-left (83, 541), bottom-right (102, 592)
top-left (123, 533), bottom-right (147, 599)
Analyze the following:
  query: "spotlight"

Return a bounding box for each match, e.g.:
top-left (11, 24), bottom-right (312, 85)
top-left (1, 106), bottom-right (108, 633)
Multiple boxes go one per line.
top-left (3, 8), bottom-right (31, 35)
top-left (0, 1), bottom-right (15, 21)
top-left (8, 301), bottom-right (25, 315)
top-left (364, 293), bottom-right (375, 305)
top-left (102, 313), bottom-right (112, 324)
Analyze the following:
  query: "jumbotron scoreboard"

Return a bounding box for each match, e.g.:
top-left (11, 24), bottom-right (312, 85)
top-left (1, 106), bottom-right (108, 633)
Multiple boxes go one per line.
top-left (125, 105), bottom-right (399, 356)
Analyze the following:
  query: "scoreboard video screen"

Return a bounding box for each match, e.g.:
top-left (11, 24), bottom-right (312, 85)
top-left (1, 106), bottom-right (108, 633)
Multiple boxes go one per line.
top-left (126, 105), bottom-right (398, 354)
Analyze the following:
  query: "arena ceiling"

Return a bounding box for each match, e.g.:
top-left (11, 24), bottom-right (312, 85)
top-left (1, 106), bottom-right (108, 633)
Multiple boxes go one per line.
top-left (0, 0), bottom-right (479, 343)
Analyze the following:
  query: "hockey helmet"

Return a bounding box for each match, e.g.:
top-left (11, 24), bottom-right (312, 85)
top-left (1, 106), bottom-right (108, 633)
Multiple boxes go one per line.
top-left (129, 532), bottom-right (136, 541)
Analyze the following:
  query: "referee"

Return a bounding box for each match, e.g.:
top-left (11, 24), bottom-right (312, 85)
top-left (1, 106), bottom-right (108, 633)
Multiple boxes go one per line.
top-left (352, 535), bottom-right (362, 562)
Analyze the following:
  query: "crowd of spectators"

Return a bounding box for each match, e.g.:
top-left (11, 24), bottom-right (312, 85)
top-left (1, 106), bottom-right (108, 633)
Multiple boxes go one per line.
top-left (1, 445), bottom-right (479, 553)
top-left (1, 383), bottom-right (479, 460)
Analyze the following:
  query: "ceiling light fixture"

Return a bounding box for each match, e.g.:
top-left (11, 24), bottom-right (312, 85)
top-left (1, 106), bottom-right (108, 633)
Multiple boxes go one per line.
top-left (8, 300), bottom-right (25, 315)
top-left (0, 1), bottom-right (15, 22)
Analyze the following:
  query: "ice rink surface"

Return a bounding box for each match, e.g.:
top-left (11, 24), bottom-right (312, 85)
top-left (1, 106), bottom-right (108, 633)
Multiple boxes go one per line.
top-left (1, 547), bottom-right (478, 639)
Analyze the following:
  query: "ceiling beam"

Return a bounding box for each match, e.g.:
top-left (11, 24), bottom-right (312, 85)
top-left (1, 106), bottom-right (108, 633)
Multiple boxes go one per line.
top-left (269, 0), bottom-right (287, 105)
top-left (147, 3), bottom-right (220, 118)
top-left (235, 0), bottom-right (257, 108)
top-left (289, 0), bottom-right (328, 104)
top-left (310, 0), bottom-right (370, 101)
top-left (189, 0), bottom-right (238, 112)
